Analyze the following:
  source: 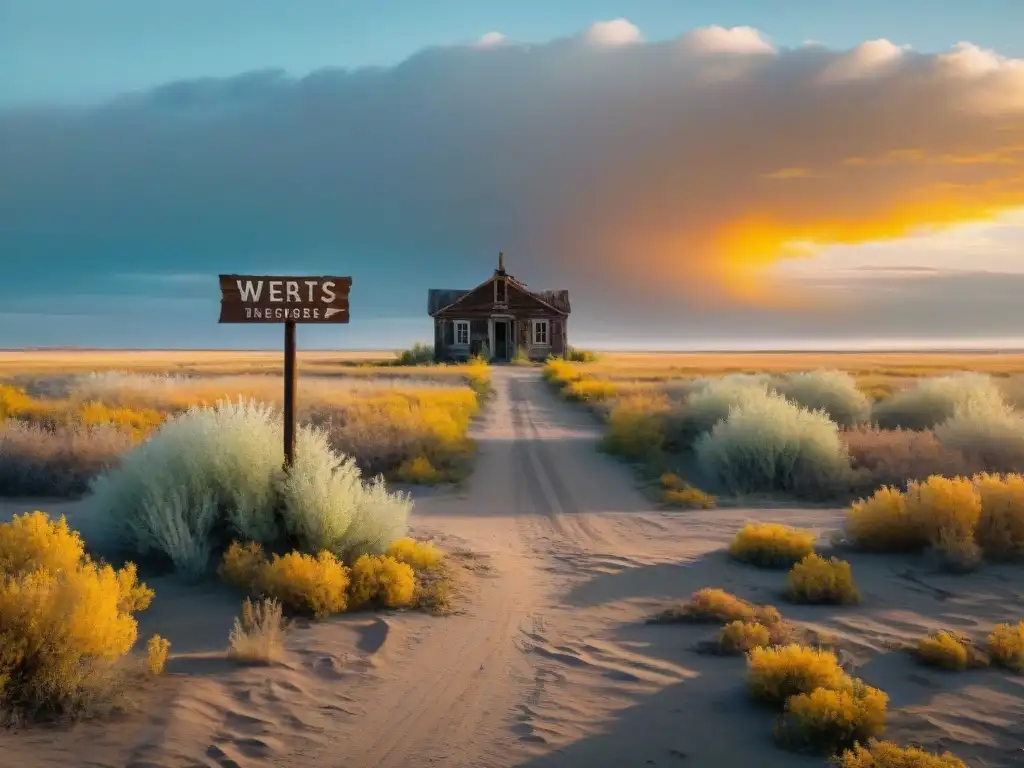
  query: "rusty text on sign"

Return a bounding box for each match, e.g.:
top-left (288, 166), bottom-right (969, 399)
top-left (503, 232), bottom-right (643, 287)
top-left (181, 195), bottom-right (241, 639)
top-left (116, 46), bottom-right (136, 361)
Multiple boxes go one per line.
top-left (218, 275), bottom-right (352, 323)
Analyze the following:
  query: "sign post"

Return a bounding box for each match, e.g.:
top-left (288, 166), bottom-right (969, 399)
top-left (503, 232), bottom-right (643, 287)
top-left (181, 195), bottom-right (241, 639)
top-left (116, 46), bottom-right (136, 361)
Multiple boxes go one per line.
top-left (218, 274), bottom-right (352, 469)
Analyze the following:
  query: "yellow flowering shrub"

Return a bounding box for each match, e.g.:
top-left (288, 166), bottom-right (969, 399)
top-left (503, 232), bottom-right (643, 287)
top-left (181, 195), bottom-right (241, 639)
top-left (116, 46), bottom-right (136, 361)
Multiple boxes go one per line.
top-left (718, 621), bottom-right (773, 655)
top-left (601, 393), bottom-right (669, 461)
top-left (77, 401), bottom-right (165, 437)
top-left (906, 475), bottom-right (982, 569)
top-left (564, 378), bottom-right (619, 402)
top-left (987, 620), bottom-right (1024, 672)
top-left (256, 551), bottom-right (350, 619)
top-left (916, 631), bottom-right (970, 671)
top-left (0, 515), bottom-right (153, 720)
top-left (386, 537), bottom-right (443, 571)
top-left (652, 587), bottom-right (782, 626)
top-left (845, 473), bottom-right (1024, 570)
top-left (348, 554), bottom-right (416, 609)
top-left (729, 523), bottom-right (815, 568)
top-left (663, 487), bottom-right (717, 509)
top-left (0, 511), bottom-right (87, 576)
top-left (146, 635), bottom-right (170, 676)
top-left (845, 486), bottom-right (923, 552)
top-left (831, 740), bottom-right (967, 768)
top-left (542, 359), bottom-right (583, 387)
top-left (0, 384), bottom-right (35, 418)
top-left (394, 456), bottom-right (443, 484)
top-left (776, 682), bottom-right (888, 754)
top-left (973, 473), bottom-right (1024, 560)
top-left (660, 472), bottom-right (686, 491)
top-left (786, 554), bottom-right (861, 605)
top-left (218, 541), bottom-right (267, 591)
top-left (747, 644), bottom-right (851, 707)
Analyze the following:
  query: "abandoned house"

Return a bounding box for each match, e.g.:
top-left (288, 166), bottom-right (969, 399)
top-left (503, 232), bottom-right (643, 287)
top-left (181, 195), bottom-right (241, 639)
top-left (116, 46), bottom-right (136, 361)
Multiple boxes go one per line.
top-left (427, 253), bottom-right (571, 362)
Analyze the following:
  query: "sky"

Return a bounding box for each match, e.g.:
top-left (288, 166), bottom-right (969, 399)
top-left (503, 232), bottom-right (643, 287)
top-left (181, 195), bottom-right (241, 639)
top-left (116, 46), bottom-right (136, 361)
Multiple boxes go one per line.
top-left (2, 0), bottom-right (1024, 350)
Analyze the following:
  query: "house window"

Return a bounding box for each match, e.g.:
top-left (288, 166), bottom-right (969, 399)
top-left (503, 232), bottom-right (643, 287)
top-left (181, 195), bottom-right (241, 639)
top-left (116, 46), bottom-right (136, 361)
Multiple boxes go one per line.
top-left (455, 320), bottom-right (470, 346)
top-left (532, 319), bottom-right (549, 345)
top-left (495, 278), bottom-right (507, 304)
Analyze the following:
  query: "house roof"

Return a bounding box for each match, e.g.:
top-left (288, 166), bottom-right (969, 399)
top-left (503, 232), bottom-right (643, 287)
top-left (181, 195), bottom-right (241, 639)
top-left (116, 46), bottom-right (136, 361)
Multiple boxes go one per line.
top-left (534, 289), bottom-right (571, 314)
top-left (427, 284), bottom-right (570, 315)
top-left (428, 289), bottom-right (469, 315)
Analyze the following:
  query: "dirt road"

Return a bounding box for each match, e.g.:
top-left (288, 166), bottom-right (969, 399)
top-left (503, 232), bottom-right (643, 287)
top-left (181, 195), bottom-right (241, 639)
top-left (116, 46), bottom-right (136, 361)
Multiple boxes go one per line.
top-left (284, 368), bottom-right (827, 768)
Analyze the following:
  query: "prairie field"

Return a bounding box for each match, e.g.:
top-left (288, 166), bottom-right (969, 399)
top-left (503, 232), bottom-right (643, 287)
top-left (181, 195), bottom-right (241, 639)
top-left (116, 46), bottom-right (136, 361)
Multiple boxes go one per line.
top-left (545, 350), bottom-right (1024, 505)
top-left (3, 350), bottom-right (1024, 768)
top-left (0, 349), bottom-right (490, 495)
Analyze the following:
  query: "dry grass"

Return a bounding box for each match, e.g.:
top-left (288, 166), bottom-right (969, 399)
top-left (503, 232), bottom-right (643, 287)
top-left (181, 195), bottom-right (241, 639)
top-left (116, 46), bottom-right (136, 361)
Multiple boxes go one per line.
top-left (843, 426), bottom-right (979, 495)
top-left (0, 349), bottom-right (398, 376)
top-left (228, 597), bottom-right (288, 665)
top-left (559, 351), bottom-right (1024, 380)
top-left (0, 362), bottom-right (486, 494)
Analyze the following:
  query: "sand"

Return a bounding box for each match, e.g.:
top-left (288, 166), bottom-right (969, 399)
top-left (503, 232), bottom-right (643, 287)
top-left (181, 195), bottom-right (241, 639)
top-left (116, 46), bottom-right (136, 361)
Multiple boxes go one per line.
top-left (2, 367), bottom-right (1024, 767)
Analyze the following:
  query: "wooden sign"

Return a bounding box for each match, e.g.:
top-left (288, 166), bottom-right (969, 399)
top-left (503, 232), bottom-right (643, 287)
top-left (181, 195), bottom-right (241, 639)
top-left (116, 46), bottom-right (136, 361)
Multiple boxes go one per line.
top-left (218, 275), bottom-right (352, 324)
top-left (217, 274), bottom-right (353, 469)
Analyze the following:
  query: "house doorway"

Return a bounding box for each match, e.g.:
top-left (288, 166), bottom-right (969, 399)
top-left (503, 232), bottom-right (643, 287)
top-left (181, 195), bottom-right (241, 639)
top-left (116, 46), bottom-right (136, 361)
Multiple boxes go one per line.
top-left (493, 320), bottom-right (510, 362)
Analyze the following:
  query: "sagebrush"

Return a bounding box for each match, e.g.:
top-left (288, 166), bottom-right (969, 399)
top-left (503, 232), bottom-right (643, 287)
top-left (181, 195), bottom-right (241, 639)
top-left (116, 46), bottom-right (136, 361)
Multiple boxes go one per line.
top-left (773, 370), bottom-right (871, 429)
top-left (90, 399), bottom-right (411, 577)
top-left (695, 390), bottom-right (852, 499)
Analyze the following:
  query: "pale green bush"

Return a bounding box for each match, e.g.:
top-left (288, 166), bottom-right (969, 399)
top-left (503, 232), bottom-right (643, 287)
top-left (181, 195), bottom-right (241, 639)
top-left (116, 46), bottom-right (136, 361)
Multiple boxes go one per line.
top-left (664, 375), bottom-right (771, 450)
top-left (872, 373), bottom-right (1004, 431)
top-left (695, 390), bottom-right (852, 499)
top-left (91, 399), bottom-right (411, 577)
top-left (773, 370), bottom-right (870, 428)
top-left (935, 397), bottom-right (1024, 473)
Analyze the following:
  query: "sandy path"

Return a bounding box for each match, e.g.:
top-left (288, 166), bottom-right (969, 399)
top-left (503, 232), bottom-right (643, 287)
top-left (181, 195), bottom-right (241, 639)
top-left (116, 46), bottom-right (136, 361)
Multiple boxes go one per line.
top-left (285, 367), bottom-right (686, 768)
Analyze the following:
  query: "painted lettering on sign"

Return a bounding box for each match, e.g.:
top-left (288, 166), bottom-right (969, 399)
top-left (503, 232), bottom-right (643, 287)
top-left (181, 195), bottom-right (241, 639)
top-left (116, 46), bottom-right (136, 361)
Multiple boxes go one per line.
top-left (218, 274), bottom-right (352, 324)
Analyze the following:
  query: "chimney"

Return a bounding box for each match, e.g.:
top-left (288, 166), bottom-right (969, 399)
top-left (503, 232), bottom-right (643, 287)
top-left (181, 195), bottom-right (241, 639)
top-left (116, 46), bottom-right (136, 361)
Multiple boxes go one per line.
top-left (496, 251), bottom-right (506, 275)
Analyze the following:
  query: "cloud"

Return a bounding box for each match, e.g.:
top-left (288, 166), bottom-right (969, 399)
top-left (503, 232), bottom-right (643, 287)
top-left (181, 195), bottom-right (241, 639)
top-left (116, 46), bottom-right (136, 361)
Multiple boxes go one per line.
top-left (3, 20), bottom-right (1024, 344)
top-left (819, 39), bottom-right (907, 82)
top-left (681, 25), bottom-right (774, 54)
top-left (583, 19), bottom-right (642, 46)
top-left (475, 31), bottom-right (506, 48)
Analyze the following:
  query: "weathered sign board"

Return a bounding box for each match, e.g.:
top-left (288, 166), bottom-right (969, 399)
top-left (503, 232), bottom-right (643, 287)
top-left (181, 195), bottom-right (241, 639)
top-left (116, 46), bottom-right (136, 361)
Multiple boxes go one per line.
top-left (218, 274), bottom-right (353, 468)
top-left (218, 275), bottom-right (351, 323)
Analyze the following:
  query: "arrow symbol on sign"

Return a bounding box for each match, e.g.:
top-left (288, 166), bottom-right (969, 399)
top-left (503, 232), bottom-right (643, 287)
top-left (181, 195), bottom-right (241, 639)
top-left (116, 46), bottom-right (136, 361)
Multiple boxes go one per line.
top-left (324, 308), bottom-right (345, 319)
